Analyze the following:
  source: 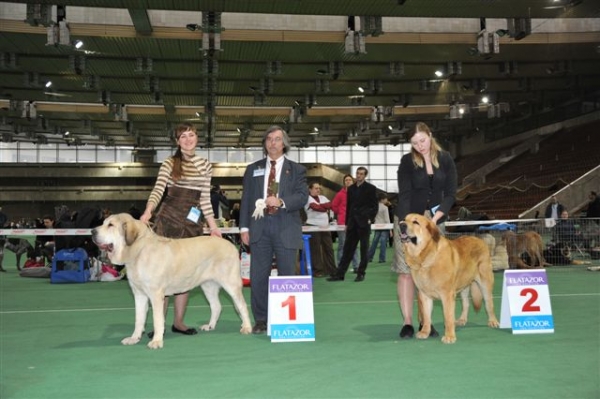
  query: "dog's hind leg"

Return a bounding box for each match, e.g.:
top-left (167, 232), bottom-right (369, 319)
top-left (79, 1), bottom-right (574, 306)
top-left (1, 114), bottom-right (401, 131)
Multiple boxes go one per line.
top-left (0, 250), bottom-right (5, 272)
top-left (220, 281), bottom-right (252, 334)
top-left (15, 250), bottom-right (24, 271)
top-left (456, 287), bottom-right (470, 326)
top-left (477, 275), bottom-right (499, 328)
top-left (199, 281), bottom-right (222, 331)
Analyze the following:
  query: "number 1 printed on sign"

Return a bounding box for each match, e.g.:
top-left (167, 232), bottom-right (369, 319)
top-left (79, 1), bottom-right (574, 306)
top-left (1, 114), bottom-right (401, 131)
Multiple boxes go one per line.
top-left (282, 295), bottom-right (297, 320)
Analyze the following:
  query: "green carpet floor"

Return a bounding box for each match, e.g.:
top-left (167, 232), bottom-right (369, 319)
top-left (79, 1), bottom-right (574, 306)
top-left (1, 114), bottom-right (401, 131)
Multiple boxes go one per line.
top-left (1, 247), bottom-right (599, 399)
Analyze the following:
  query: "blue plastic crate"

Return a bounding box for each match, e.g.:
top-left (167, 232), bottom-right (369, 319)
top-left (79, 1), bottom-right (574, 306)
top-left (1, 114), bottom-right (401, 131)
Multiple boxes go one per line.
top-left (51, 248), bottom-right (90, 284)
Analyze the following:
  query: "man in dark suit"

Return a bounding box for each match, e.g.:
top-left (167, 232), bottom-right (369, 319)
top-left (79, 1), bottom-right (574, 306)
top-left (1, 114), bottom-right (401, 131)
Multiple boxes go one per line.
top-left (239, 126), bottom-right (308, 334)
top-left (327, 167), bottom-right (379, 282)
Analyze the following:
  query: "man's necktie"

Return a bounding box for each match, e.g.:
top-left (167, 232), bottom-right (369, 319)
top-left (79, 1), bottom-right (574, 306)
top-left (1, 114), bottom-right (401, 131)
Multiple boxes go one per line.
top-left (266, 160), bottom-right (278, 214)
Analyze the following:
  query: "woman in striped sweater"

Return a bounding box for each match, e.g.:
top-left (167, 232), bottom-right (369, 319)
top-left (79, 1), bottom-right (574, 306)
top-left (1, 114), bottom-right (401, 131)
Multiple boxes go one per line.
top-left (140, 122), bottom-right (222, 336)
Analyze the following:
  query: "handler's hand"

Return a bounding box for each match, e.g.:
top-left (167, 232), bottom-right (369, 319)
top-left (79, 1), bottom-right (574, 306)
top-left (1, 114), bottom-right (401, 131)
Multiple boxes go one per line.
top-left (140, 211), bottom-right (152, 224)
top-left (241, 231), bottom-right (250, 246)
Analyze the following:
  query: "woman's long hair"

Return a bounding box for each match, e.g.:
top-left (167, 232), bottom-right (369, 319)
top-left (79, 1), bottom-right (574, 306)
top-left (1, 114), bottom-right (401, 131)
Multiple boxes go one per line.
top-left (410, 121), bottom-right (443, 169)
top-left (171, 122), bottom-right (196, 181)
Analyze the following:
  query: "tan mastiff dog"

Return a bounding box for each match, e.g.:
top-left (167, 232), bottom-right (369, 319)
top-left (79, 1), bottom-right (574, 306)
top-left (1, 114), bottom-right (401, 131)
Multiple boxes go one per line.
top-left (92, 213), bottom-right (252, 349)
top-left (398, 213), bottom-right (499, 344)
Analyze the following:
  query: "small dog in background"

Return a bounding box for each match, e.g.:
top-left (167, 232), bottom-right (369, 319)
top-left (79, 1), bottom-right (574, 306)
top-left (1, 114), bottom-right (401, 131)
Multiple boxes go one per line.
top-left (0, 237), bottom-right (35, 272)
top-left (502, 230), bottom-right (548, 269)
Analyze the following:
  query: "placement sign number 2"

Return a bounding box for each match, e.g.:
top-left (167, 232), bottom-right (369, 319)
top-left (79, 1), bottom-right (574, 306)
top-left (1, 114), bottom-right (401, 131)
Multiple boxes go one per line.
top-left (520, 288), bottom-right (541, 312)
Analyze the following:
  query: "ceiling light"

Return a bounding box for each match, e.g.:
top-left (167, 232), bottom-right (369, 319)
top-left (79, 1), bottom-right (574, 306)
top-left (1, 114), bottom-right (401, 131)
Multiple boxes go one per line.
top-left (358, 87), bottom-right (364, 93)
top-left (195, 111), bottom-right (201, 117)
top-left (434, 70), bottom-right (443, 77)
top-left (74, 40), bottom-right (84, 49)
top-left (45, 81), bottom-right (52, 88)
top-left (481, 96), bottom-right (489, 104)
top-left (309, 127), bottom-right (319, 135)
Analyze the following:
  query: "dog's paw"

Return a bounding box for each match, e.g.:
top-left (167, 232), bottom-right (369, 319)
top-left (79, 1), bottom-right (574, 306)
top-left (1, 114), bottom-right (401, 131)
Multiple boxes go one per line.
top-left (147, 340), bottom-right (163, 349)
top-left (488, 319), bottom-right (500, 328)
top-left (200, 324), bottom-right (215, 332)
top-left (455, 318), bottom-right (467, 326)
top-left (240, 324), bottom-right (252, 334)
top-left (121, 336), bottom-right (141, 345)
top-left (441, 335), bottom-right (457, 344)
top-left (415, 331), bottom-right (429, 340)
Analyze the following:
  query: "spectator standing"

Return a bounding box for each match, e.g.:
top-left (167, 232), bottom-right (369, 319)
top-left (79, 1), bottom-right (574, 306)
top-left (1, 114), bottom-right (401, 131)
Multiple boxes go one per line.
top-left (210, 184), bottom-right (230, 219)
top-left (545, 195), bottom-right (564, 220)
top-left (230, 203), bottom-right (240, 227)
top-left (305, 182), bottom-right (336, 277)
top-left (140, 122), bottom-right (222, 337)
top-left (393, 121), bottom-right (457, 339)
top-left (586, 191), bottom-right (600, 220)
top-left (368, 193), bottom-right (392, 263)
top-left (0, 207), bottom-right (7, 228)
top-left (327, 167), bottom-right (379, 282)
top-left (331, 174), bottom-right (359, 272)
top-left (239, 126), bottom-right (308, 334)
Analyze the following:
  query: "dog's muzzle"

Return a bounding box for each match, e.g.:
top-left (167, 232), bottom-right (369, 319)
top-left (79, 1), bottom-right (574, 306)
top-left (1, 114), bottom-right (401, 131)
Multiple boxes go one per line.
top-left (398, 222), bottom-right (416, 244)
top-left (91, 228), bottom-right (114, 253)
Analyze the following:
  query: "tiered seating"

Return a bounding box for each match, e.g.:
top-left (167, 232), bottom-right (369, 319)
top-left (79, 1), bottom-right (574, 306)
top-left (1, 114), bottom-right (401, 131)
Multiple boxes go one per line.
top-left (454, 147), bottom-right (511, 183)
top-left (454, 121), bottom-right (600, 219)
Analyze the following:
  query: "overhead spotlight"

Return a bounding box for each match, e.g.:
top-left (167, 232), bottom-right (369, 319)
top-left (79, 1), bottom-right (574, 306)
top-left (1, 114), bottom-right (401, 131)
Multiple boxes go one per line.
top-left (186, 23), bottom-right (201, 32)
top-left (309, 127), bottom-right (319, 135)
top-left (74, 40), bottom-right (83, 49)
top-left (434, 70), bottom-right (443, 78)
top-left (358, 87), bottom-right (365, 93)
top-left (63, 131), bottom-right (70, 138)
top-left (481, 96), bottom-right (489, 104)
top-left (195, 111), bottom-right (201, 117)
top-left (45, 81), bottom-right (52, 88)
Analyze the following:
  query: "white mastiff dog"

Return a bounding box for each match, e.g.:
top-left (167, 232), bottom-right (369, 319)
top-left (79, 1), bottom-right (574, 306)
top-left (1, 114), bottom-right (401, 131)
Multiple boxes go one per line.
top-left (92, 213), bottom-right (252, 349)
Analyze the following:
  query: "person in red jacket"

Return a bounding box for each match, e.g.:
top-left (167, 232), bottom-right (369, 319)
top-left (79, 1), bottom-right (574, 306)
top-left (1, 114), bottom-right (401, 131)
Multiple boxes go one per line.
top-left (331, 174), bottom-right (358, 272)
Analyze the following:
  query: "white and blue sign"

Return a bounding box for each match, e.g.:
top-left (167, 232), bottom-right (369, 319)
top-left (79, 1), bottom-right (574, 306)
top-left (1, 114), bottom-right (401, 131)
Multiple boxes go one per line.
top-left (500, 269), bottom-right (554, 334)
top-left (267, 276), bottom-right (315, 342)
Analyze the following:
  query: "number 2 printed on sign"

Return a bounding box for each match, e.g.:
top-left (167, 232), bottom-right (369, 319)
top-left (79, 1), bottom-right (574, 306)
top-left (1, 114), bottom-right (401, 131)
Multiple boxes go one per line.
top-left (520, 288), bottom-right (541, 312)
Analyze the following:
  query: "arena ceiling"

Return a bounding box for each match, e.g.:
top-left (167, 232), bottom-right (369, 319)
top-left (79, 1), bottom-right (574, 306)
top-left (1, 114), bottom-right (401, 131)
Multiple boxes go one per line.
top-left (1, 0), bottom-right (600, 149)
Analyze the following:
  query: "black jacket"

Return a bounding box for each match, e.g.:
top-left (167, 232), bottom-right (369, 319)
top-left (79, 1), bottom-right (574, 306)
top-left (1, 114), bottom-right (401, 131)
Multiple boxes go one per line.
top-left (345, 181), bottom-right (379, 229)
top-left (396, 150), bottom-right (457, 224)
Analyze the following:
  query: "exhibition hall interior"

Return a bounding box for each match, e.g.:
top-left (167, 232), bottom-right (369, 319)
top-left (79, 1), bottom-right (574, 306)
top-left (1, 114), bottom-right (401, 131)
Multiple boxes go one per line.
top-left (0, 2), bottom-right (599, 399)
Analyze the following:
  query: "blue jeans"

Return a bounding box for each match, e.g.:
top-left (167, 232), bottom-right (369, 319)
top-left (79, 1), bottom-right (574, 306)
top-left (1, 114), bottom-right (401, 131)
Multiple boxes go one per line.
top-left (368, 230), bottom-right (389, 262)
top-left (337, 230), bottom-right (358, 270)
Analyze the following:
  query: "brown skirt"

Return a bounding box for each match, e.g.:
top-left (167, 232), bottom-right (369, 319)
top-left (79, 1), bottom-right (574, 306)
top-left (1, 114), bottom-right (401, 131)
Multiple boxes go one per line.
top-left (154, 186), bottom-right (205, 239)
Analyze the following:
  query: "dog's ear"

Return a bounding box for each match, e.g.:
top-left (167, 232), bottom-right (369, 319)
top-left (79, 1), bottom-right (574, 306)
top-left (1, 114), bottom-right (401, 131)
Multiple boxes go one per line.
top-left (428, 220), bottom-right (441, 242)
top-left (123, 221), bottom-right (138, 246)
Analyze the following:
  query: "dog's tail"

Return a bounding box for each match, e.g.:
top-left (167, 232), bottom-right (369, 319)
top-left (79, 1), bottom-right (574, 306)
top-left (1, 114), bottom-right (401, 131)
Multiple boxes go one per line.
top-left (471, 282), bottom-right (483, 313)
